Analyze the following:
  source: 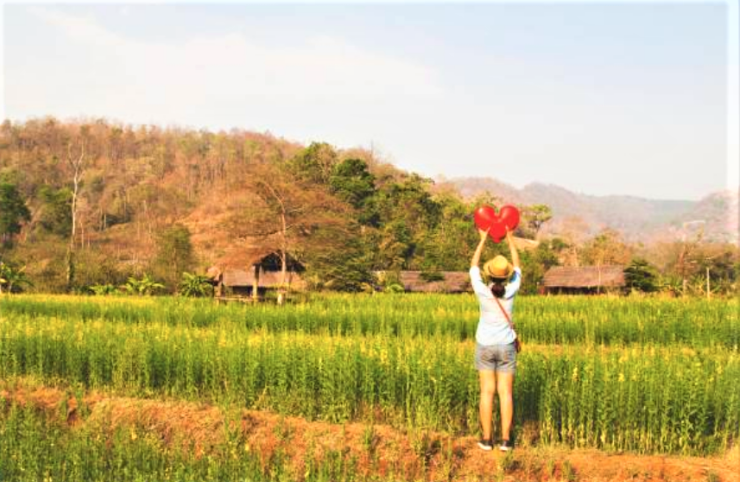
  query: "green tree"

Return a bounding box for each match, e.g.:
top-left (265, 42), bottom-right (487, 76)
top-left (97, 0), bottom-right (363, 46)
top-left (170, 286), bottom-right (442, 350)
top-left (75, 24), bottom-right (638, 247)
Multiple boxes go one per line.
top-left (371, 175), bottom-right (442, 270)
top-left (330, 158), bottom-right (376, 209)
top-left (521, 204), bottom-right (553, 239)
top-left (329, 158), bottom-right (379, 226)
top-left (624, 258), bottom-right (659, 293)
top-left (302, 225), bottom-right (374, 292)
top-left (581, 229), bottom-right (632, 266)
top-left (416, 193), bottom-right (479, 272)
top-left (519, 240), bottom-right (561, 294)
top-left (152, 224), bottom-right (195, 291)
top-left (38, 187), bottom-right (73, 237)
top-left (289, 142), bottom-right (338, 184)
top-left (376, 220), bottom-right (414, 270)
top-left (0, 182), bottom-right (31, 247)
top-left (73, 249), bottom-right (130, 290)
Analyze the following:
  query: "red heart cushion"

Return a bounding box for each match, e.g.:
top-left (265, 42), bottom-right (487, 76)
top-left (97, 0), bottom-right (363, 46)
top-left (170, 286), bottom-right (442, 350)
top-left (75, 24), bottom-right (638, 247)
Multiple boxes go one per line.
top-left (473, 205), bottom-right (520, 243)
top-left (488, 218), bottom-right (507, 243)
top-left (474, 206), bottom-right (496, 231)
top-left (499, 205), bottom-right (520, 232)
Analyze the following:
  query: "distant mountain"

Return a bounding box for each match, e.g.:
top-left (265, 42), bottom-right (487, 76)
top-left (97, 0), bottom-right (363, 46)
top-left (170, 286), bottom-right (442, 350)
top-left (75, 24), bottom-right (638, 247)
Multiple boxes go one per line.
top-left (446, 177), bottom-right (738, 244)
top-left (446, 177), bottom-right (525, 204)
top-left (665, 190), bottom-right (740, 245)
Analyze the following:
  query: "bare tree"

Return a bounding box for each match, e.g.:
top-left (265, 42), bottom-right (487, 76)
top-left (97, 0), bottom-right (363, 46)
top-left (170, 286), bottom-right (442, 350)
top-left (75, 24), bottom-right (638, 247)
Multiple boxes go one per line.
top-left (239, 162), bottom-right (350, 303)
top-left (65, 128), bottom-right (88, 289)
top-left (559, 216), bottom-right (590, 267)
top-left (676, 221), bottom-right (705, 296)
top-left (581, 228), bottom-right (632, 293)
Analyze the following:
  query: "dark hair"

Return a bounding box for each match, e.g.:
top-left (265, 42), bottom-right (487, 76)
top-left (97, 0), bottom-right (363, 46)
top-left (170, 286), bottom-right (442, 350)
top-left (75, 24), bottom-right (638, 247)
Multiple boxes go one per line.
top-left (490, 280), bottom-right (506, 298)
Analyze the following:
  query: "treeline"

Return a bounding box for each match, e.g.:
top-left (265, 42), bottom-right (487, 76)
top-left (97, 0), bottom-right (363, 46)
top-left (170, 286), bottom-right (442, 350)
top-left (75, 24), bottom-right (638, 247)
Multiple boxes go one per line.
top-left (0, 117), bottom-right (737, 296)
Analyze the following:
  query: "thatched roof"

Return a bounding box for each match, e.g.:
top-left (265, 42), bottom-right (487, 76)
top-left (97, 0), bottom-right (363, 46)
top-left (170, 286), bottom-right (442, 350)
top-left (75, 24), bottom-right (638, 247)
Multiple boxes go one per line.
top-left (208, 250), bottom-right (303, 281)
top-left (221, 269), bottom-right (305, 289)
top-left (544, 266), bottom-right (625, 288)
top-left (397, 271), bottom-right (471, 293)
top-left (215, 244), bottom-right (281, 271)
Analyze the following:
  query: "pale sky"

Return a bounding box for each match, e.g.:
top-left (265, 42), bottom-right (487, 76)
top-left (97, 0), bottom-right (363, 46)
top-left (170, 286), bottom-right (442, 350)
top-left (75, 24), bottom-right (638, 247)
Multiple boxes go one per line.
top-left (3, 1), bottom-right (737, 201)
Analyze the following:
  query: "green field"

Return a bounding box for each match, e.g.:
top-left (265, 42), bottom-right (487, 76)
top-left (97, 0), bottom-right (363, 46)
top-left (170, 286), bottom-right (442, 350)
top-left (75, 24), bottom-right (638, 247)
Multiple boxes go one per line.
top-left (0, 294), bottom-right (738, 481)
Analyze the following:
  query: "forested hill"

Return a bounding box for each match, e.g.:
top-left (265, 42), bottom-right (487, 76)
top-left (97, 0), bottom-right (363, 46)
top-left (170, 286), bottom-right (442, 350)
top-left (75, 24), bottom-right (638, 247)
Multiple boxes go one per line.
top-left (447, 177), bottom-right (738, 244)
top-left (1, 118), bottom-right (736, 295)
top-left (0, 118), bottom-right (523, 293)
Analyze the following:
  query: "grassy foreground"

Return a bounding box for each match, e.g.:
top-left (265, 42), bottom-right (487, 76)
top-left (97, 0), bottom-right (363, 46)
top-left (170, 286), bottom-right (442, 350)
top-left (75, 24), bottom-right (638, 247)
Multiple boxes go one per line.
top-left (1, 294), bottom-right (737, 459)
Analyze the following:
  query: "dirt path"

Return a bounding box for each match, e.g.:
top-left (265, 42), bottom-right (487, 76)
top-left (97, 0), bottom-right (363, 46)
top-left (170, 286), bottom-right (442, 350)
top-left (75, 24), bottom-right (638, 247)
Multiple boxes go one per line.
top-left (1, 384), bottom-right (736, 482)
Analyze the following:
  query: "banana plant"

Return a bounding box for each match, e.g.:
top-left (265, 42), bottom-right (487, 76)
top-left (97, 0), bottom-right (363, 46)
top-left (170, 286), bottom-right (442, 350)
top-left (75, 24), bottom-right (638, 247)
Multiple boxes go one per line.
top-left (122, 274), bottom-right (164, 296)
top-left (0, 262), bottom-right (33, 294)
top-left (89, 284), bottom-right (119, 296)
top-left (178, 272), bottom-right (213, 297)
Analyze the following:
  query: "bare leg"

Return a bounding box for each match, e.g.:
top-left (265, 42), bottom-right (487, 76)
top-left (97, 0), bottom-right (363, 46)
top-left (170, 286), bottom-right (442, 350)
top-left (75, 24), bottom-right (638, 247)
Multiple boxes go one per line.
top-left (497, 371), bottom-right (515, 441)
top-left (478, 370), bottom-right (496, 441)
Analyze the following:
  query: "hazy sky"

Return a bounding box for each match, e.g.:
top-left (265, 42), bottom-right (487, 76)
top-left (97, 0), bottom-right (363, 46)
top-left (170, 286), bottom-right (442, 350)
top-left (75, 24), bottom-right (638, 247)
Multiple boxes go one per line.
top-left (3, 2), bottom-right (736, 200)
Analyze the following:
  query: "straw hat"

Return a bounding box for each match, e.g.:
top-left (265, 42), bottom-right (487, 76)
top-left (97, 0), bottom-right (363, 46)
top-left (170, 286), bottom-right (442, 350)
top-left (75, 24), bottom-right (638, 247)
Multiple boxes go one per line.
top-left (483, 255), bottom-right (513, 280)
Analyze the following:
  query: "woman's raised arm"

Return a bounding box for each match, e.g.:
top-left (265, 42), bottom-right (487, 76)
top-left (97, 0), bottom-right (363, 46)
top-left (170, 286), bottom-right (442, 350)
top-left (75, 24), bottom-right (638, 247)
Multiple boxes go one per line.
top-left (506, 228), bottom-right (520, 269)
top-left (471, 229), bottom-right (489, 268)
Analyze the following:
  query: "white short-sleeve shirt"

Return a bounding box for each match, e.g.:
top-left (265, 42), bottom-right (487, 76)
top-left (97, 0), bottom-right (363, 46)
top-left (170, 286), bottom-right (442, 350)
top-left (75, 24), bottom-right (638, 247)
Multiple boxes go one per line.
top-left (469, 266), bottom-right (522, 345)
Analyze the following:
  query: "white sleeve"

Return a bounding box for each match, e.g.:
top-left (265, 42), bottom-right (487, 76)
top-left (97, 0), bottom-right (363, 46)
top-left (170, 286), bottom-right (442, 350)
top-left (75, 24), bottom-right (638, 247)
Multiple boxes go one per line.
top-left (469, 267), bottom-right (492, 299)
top-left (504, 267), bottom-right (522, 299)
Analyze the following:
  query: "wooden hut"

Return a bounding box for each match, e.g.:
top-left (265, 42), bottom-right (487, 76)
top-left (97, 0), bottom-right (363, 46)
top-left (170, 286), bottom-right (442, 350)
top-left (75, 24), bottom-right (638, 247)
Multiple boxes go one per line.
top-left (543, 266), bottom-right (625, 294)
top-left (209, 251), bottom-right (305, 301)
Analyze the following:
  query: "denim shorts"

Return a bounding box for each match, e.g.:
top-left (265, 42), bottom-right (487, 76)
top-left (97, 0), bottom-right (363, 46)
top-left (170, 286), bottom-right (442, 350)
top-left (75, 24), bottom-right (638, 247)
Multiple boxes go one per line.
top-left (474, 342), bottom-right (517, 373)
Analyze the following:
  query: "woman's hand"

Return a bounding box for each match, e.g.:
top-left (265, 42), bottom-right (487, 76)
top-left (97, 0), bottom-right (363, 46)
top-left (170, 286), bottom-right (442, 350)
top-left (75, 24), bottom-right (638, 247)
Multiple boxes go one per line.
top-left (479, 228), bottom-right (490, 242)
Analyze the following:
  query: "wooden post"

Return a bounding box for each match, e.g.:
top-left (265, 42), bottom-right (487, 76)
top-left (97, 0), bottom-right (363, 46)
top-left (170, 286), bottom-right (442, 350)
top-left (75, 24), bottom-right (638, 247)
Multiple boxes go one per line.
top-left (252, 264), bottom-right (260, 302)
top-left (706, 267), bottom-right (710, 300)
top-left (215, 276), bottom-right (223, 298)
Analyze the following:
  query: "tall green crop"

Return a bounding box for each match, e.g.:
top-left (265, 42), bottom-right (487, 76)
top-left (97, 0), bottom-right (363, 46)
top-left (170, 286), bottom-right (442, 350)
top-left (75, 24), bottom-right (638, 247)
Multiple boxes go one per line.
top-left (1, 311), bottom-right (737, 455)
top-left (1, 294), bottom-right (737, 347)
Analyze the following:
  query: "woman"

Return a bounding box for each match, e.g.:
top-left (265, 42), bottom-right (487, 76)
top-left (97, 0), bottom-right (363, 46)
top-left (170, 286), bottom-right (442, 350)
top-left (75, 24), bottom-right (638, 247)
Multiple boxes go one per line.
top-left (469, 226), bottom-right (521, 452)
